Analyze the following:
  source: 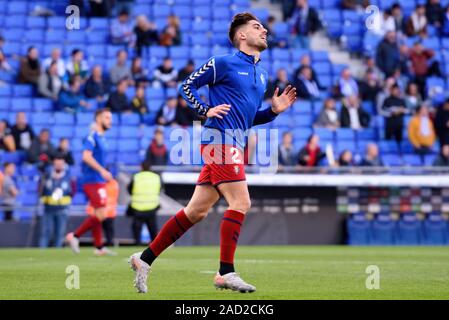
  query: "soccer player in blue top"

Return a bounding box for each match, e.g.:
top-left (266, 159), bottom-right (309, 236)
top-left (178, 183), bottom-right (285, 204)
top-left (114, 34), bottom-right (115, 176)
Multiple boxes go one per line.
top-left (130, 13), bottom-right (297, 293)
top-left (66, 108), bottom-right (116, 256)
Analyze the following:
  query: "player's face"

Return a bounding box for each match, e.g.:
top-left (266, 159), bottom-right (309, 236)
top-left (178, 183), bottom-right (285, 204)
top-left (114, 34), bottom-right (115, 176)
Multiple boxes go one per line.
top-left (100, 112), bottom-right (113, 131)
top-left (244, 20), bottom-right (268, 51)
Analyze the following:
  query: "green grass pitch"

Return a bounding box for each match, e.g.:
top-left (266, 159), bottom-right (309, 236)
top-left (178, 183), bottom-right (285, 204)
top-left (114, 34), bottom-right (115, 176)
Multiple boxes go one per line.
top-left (0, 246), bottom-right (448, 300)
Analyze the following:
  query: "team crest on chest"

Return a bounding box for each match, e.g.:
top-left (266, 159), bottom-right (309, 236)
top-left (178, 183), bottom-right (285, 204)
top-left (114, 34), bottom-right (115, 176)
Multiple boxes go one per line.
top-left (234, 165), bottom-right (240, 175)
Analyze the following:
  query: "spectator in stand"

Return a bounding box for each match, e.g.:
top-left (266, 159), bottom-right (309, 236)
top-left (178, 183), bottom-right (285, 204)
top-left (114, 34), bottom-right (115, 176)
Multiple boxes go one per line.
top-left (177, 59), bottom-right (195, 82)
top-left (42, 48), bottom-right (65, 78)
top-left (358, 70), bottom-right (382, 104)
top-left (426, 0), bottom-right (444, 28)
top-left (298, 134), bottom-right (326, 167)
top-left (55, 138), bottom-right (74, 166)
top-left (376, 77), bottom-right (397, 113)
top-left (340, 95), bottom-right (371, 129)
top-left (129, 86), bottom-right (149, 122)
top-left (106, 77), bottom-right (129, 113)
top-left (156, 96), bottom-right (178, 126)
top-left (264, 16), bottom-right (287, 48)
top-left (408, 104), bottom-right (436, 163)
top-left (315, 98), bottom-right (340, 129)
top-left (293, 54), bottom-right (322, 89)
top-left (337, 150), bottom-right (354, 167)
top-left (159, 15), bottom-right (182, 46)
top-left (391, 3), bottom-right (406, 34)
top-left (84, 65), bottom-right (111, 102)
top-left (404, 82), bottom-right (423, 111)
top-left (65, 49), bottom-right (89, 83)
top-left (281, 0), bottom-right (296, 21)
top-left (433, 144), bottom-right (449, 166)
top-left (265, 68), bottom-right (290, 101)
top-left (134, 15), bottom-right (159, 57)
top-left (434, 98), bottom-right (449, 146)
top-left (109, 49), bottom-right (133, 86)
top-left (405, 4), bottom-right (428, 37)
top-left (39, 156), bottom-right (73, 248)
top-left (0, 36), bottom-right (12, 72)
top-left (58, 77), bottom-right (90, 113)
top-left (110, 8), bottom-right (135, 46)
top-left (38, 61), bottom-right (63, 101)
top-left (153, 57), bottom-right (178, 88)
top-left (11, 112), bottom-right (34, 151)
top-left (295, 66), bottom-right (320, 100)
top-left (409, 41), bottom-right (441, 97)
top-left (0, 120), bottom-right (15, 152)
top-left (357, 56), bottom-right (384, 82)
top-left (145, 128), bottom-right (168, 166)
top-left (278, 131), bottom-right (297, 167)
top-left (376, 31), bottom-right (401, 78)
top-left (1, 162), bottom-right (18, 222)
top-left (28, 129), bottom-right (55, 172)
top-left (18, 46), bottom-right (41, 85)
top-left (131, 56), bottom-right (150, 86)
top-left (381, 84), bottom-right (409, 144)
top-left (442, 5), bottom-right (449, 36)
top-left (175, 95), bottom-right (197, 126)
top-left (288, 0), bottom-right (322, 49)
top-left (341, 0), bottom-right (370, 10)
top-left (338, 68), bottom-right (359, 98)
top-left (360, 143), bottom-right (384, 166)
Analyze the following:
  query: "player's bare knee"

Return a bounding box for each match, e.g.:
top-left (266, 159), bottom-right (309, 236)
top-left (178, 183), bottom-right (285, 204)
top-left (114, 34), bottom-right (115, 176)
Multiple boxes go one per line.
top-left (185, 207), bottom-right (209, 223)
top-left (230, 198), bottom-right (251, 214)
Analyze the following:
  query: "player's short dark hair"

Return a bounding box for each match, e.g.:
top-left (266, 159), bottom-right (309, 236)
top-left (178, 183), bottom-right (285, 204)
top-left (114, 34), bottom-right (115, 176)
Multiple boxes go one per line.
top-left (141, 160), bottom-right (151, 171)
top-left (95, 108), bottom-right (111, 119)
top-left (229, 12), bottom-right (260, 46)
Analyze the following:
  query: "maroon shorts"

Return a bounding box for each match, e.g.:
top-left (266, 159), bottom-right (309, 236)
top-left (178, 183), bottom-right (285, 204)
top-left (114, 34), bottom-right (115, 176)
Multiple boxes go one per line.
top-left (197, 144), bottom-right (246, 187)
top-left (83, 183), bottom-right (107, 209)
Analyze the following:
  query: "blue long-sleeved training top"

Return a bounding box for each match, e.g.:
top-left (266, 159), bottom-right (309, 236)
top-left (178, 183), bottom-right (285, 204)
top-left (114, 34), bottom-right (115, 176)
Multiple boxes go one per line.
top-left (180, 50), bottom-right (278, 149)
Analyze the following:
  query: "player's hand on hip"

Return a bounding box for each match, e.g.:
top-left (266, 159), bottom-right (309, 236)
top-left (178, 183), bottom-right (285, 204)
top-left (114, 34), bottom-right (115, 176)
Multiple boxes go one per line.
top-left (206, 104), bottom-right (231, 119)
top-left (271, 85), bottom-right (297, 114)
top-left (100, 169), bottom-right (113, 182)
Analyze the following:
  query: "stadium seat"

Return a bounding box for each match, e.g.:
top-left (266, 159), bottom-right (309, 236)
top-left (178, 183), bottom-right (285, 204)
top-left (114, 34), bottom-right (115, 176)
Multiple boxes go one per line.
top-left (423, 214), bottom-right (448, 245)
top-left (346, 213), bottom-right (371, 245)
top-left (397, 214), bottom-right (423, 245)
top-left (371, 214), bottom-right (396, 245)
top-left (121, 113), bottom-right (141, 126)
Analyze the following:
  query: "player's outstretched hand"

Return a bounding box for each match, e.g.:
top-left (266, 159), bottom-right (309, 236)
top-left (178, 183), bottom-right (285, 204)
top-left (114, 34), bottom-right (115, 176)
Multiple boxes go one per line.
top-left (100, 169), bottom-right (113, 182)
top-left (206, 104), bottom-right (231, 119)
top-left (271, 85), bottom-right (297, 114)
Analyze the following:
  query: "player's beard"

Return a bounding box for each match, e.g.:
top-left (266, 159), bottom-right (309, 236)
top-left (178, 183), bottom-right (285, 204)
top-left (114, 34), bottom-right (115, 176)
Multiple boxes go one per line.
top-left (101, 123), bottom-right (110, 131)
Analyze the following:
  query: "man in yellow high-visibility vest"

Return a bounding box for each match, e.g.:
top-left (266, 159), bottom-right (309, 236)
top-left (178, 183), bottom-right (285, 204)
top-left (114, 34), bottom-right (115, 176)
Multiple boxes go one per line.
top-left (127, 161), bottom-right (161, 245)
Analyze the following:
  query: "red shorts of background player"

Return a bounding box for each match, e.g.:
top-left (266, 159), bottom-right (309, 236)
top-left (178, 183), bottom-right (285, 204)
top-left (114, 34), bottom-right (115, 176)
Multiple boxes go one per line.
top-left (83, 183), bottom-right (107, 209)
top-left (197, 144), bottom-right (246, 187)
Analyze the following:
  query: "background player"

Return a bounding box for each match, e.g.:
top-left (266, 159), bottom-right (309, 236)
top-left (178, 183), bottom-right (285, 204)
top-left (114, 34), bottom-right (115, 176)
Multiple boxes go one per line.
top-left (130, 12), bottom-right (296, 293)
top-left (66, 108), bottom-right (116, 256)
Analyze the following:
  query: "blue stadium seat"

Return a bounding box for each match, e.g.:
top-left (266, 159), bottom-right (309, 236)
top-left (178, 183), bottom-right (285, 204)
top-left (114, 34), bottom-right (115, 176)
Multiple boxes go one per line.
top-left (423, 214), bottom-right (448, 245)
top-left (33, 98), bottom-right (54, 112)
top-left (7, 2), bottom-right (27, 15)
top-left (13, 85), bottom-right (33, 97)
top-left (54, 112), bottom-right (75, 125)
top-left (119, 126), bottom-right (140, 138)
top-left (0, 85), bottom-right (12, 96)
top-left (336, 141), bottom-right (357, 154)
top-left (10, 98), bottom-right (32, 112)
top-left (121, 113), bottom-right (140, 126)
top-left (382, 154), bottom-right (403, 167)
top-left (5, 15), bottom-right (26, 28)
top-left (292, 128), bottom-right (313, 142)
top-left (336, 128), bottom-right (355, 140)
top-left (31, 112), bottom-right (53, 126)
top-left (173, 6), bottom-right (191, 19)
top-left (72, 193), bottom-right (87, 205)
top-left (26, 16), bottom-right (46, 29)
top-left (89, 18), bottom-right (109, 30)
top-left (170, 46), bottom-right (190, 59)
top-left (153, 5), bottom-right (171, 18)
top-left (291, 100), bottom-right (312, 114)
top-left (371, 213), bottom-right (396, 245)
top-left (347, 213), bottom-right (371, 245)
top-left (87, 45), bottom-right (106, 58)
top-left (314, 128), bottom-right (334, 141)
top-left (293, 114), bottom-right (313, 127)
top-left (118, 139), bottom-right (140, 152)
top-left (397, 214), bottom-right (422, 245)
top-left (52, 126), bottom-right (74, 140)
